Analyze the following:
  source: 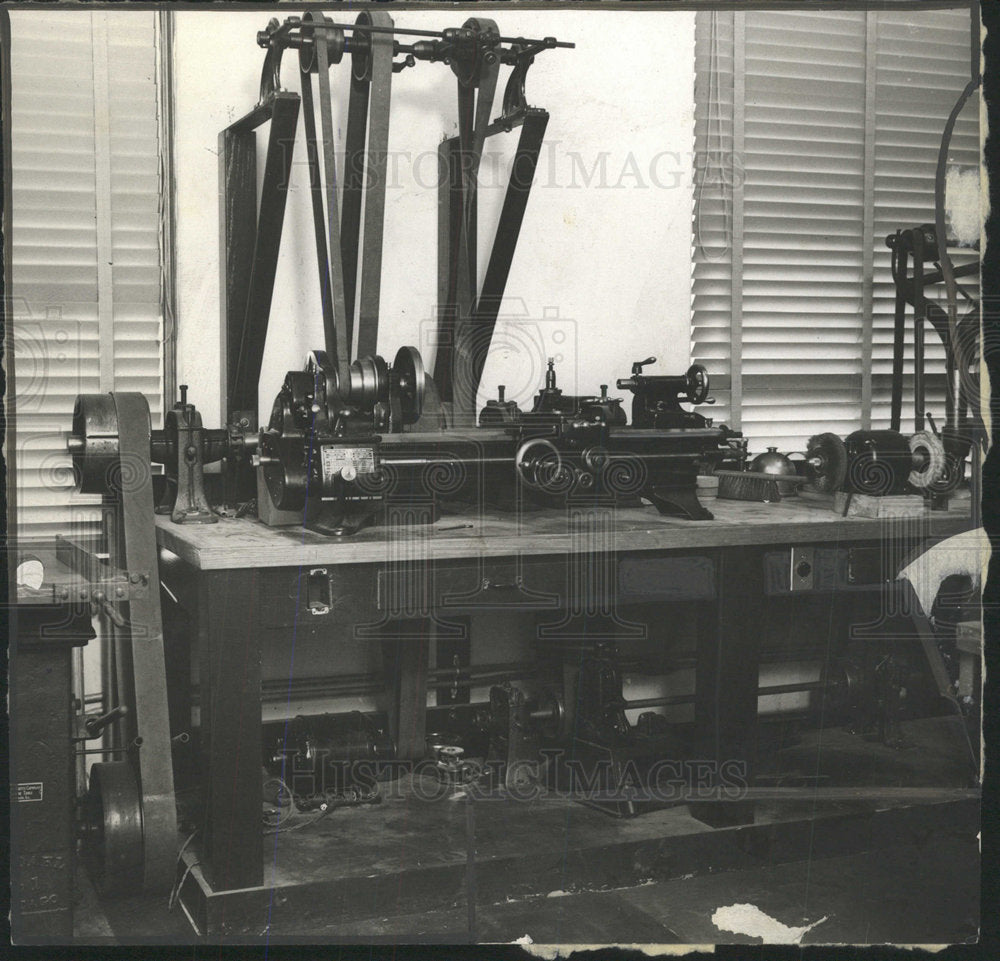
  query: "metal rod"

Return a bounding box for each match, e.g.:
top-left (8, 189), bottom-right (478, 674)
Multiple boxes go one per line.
top-left (625, 694), bottom-right (695, 709)
top-left (380, 450), bottom-right (710, 469)
top-left (252, 663), bottom-right (534, 703)
top-left (271, 21), bottom-right (574, 48)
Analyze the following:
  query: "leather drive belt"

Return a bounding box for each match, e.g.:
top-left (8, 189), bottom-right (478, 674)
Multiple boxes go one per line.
top-left (110, 392), bottom-right (178, 892)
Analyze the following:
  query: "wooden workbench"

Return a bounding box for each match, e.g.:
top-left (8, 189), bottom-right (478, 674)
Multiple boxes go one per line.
top-left (155, 496), bottom-right (973, 569)
top-left (155, 494), bottom-right (975, 931)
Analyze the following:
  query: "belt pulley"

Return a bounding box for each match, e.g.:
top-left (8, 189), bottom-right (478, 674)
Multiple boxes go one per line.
top-left (72, 393), bottom-right (179, 895)
top-left (299, 11), bottom-right (396, 381)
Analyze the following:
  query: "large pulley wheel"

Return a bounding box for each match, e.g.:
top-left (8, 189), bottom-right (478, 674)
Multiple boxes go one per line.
top-left (298, 11), bottom-right (345, 74)
top-left (70, 394), bottom-right (122, 494)
top-left (83, 761), bottom-right (144, 897)
top-left (451, 18), bottom-right (499, 87)
top-left (350, 10), bottom-right (392, 82)
top-left (393, 346), bottom-right (426, 426)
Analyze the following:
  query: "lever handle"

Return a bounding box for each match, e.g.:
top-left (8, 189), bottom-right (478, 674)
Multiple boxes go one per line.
top-left (84, 705), bottom-right (128, 739)
top-left (631, 356), bottom-right (656, 375)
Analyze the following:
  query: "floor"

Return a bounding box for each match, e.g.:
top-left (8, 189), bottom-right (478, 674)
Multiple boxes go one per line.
top-left (73, 803), bottom-right (979, 947)
top-left (66, 714), bottom-right (980, 946)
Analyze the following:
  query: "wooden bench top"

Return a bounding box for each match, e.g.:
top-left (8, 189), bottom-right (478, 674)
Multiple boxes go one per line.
top-left (154, 494), bottom-right (974, 571)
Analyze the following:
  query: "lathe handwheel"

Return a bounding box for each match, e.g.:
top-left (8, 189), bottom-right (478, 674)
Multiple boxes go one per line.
top-left (515, 437), bottom-right (563, 490)
top-left (685, 364), bottom-right (710, 405)
top-left (82, 761), bottom-right (144, 897)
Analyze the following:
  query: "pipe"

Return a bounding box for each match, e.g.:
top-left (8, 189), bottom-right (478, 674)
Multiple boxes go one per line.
top-left (624, 679), bottom-right (825, 712)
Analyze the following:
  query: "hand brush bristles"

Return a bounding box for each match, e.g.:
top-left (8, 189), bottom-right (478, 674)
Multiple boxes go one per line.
top-left (715, 470), bottom-right (789, 503)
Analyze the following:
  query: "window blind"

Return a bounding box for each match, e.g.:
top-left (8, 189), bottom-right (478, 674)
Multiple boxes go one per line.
top-left (10, 10), bottom-right (165, 541)
top-left (692, 6), bottom-right (979, 453)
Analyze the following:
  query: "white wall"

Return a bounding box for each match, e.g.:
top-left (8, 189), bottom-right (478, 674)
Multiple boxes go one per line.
top-left (173, 9), bottom-right (696, 426)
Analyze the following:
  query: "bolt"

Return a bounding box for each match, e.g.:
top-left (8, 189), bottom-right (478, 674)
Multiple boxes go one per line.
top-left (129, 572), bottom-right (141, 584)
top-left (115, 586), bottom-right (125, 598)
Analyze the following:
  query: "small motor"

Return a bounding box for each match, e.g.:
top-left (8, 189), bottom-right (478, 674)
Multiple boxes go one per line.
top-left (804, 429), bottom-right (946, 496)
top-left (266, 711), bottom-right (396, 796)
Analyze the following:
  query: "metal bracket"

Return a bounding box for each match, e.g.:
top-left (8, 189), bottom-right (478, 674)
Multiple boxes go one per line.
top-left (52, 536), bottom-right (150, 603)
top-left (49, 574), bottom-right (149, 606)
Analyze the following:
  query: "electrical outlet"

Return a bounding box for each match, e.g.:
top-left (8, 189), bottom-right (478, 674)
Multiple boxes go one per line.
top-left (790, 547), bottom-right (815, 592)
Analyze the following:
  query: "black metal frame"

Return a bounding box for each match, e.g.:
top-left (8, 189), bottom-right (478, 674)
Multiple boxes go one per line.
top-left (887, 225), bottom-right (978, 435)
top-left (219, 91), bottom-right (301, 425)
top-left (219, 13), bottom-right (564, 438)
